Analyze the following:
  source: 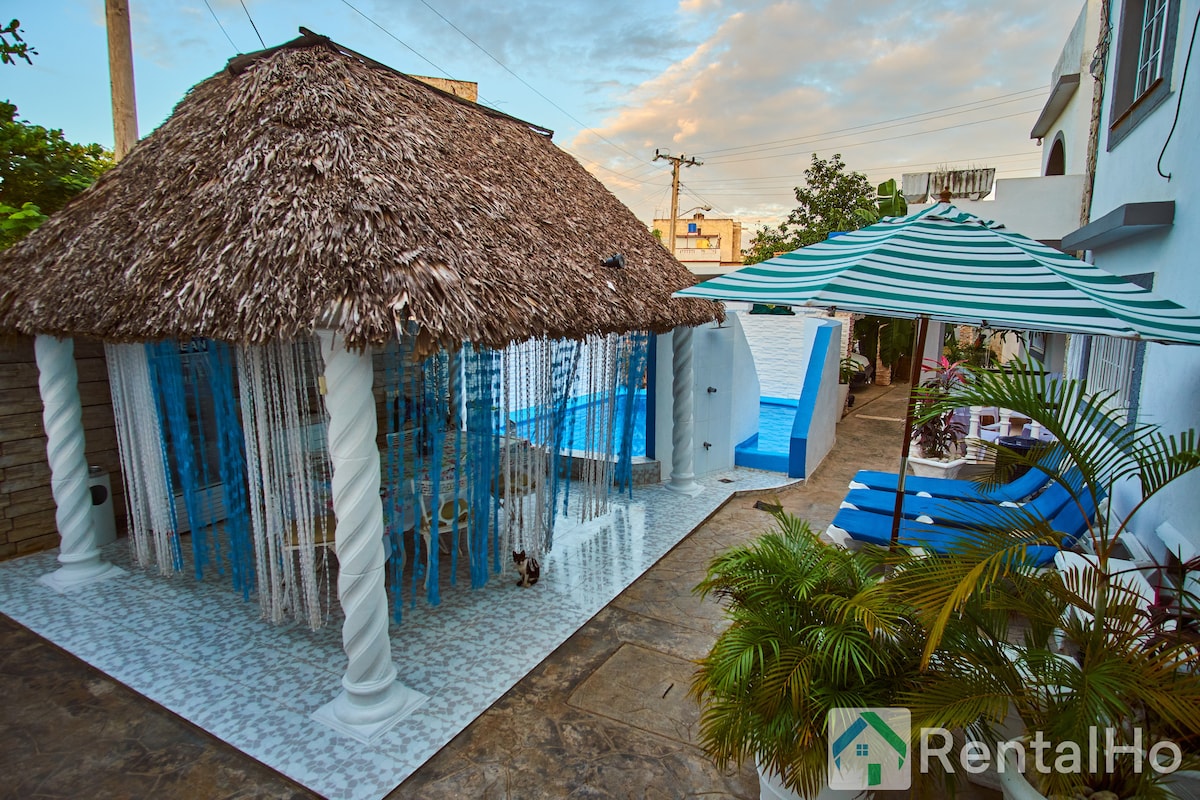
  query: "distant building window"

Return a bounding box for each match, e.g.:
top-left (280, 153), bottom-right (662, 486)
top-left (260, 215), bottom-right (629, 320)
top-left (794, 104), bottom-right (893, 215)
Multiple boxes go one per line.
top-left (1045, 136), bottom-right (1066, 176)
top-left (1108, 0), bottom-right (1182, 148)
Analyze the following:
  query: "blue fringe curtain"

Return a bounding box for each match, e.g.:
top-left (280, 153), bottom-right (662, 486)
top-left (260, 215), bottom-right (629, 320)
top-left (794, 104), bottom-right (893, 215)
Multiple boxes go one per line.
top-left (379, 331), bottom-right (648, 624)
top-left (144, 339), bottom-right (254, 594)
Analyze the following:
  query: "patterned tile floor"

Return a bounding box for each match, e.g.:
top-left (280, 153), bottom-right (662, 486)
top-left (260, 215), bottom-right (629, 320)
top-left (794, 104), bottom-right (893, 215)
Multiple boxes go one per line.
top-left (0, 469), bottom-right (791, 800)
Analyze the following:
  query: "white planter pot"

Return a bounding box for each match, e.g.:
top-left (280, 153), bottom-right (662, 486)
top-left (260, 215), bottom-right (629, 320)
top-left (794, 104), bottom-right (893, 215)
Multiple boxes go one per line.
top-left (907, 454), bottom-right (967, 480)
top-left (993, 744), bottom-right (1044, 800)
top-left (988, 739), bottom-right (1200, 800)
top-left (757, 762), bottom-right (864, 800)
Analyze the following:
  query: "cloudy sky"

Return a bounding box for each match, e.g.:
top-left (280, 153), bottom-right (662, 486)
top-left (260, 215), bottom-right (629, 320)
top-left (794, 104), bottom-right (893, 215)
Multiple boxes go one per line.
top-left (6, 0), bottom-right (1085, 232)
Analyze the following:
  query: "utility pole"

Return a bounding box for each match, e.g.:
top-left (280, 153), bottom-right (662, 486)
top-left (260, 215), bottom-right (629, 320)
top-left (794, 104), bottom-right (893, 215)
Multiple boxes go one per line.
top-left (106, 0), bottom-right (139, 161)
top-left (654, 150), bottom-right (702, 258)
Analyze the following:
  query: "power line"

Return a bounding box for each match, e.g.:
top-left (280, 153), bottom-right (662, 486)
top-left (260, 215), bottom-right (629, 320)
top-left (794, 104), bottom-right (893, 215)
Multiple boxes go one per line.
top-left (414, 0), bottom-right (652, 165)
top-left (679, 184), bottom-right (727, 215)
top-left (703, 102), bottom-right (1044, 165)
top-left (333, 0), bottom-right (648, 181)
top-left (682, 151), bottom-right (1044, 186)
top-left (692, 85), bottom-right (1048, 159)
top-left (203, 0), bottom-right (239, 53)
top-left (574, 99), bottom-right (1044, 191)
top-left (708, 107), bottom-right (1042, 167)
top-left (337, 0), bottom-right (456, 80)
top-left (575, 154), bottom-right (667, 184)
top-left (239, 0), bottom-right (266, 49)
top-left (692, 163), bottom-right (1044, 200)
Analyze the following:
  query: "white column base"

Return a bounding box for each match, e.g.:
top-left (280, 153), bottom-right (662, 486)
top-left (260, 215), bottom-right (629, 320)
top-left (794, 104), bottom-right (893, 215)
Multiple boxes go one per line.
top-left (664, 478), bottom-right (704, 497)
top-left (312, 678), bottom-right (428, 744)
top-left (38, 560), bottom-right (125, 593)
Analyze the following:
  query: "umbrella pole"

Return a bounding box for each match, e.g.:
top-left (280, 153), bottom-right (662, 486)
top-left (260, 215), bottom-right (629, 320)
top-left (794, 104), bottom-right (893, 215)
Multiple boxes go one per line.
top-left (890, 316), bottom-right (929, 547)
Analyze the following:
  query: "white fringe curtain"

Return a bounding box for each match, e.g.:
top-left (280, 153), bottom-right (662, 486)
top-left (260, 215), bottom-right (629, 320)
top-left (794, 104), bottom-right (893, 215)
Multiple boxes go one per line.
top-left (105, 343), bottom-right (179, 574)
top-left (237, 338), bottom-right (333, 628)
top-left (497, 332), bottom-right (629, 560)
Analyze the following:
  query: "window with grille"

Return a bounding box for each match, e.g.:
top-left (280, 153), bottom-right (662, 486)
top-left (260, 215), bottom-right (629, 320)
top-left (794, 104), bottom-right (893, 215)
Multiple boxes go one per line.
top-left (1136, 0), bottom-right (1169, 96)
top-left (1108, 0), bottom-right (1181, 148)
top-left (1086, 336), bottom-right (1137, 409)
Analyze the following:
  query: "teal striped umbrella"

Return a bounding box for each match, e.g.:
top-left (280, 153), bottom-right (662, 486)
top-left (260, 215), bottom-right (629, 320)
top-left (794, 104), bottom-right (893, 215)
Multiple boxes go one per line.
top-left (676, 203), bottom-right (1200, 345)
top-left (675, 202), bottom-right (1200, 545)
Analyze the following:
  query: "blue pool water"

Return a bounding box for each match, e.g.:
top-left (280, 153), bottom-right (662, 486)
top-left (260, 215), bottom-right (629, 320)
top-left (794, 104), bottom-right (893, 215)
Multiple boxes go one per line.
top-left (756, 399), bottom-right (798, 454)
top-left (735, 397), bottom-right (800, 474)
top-left (513, 391), bottom-right (647, 457)
top-left (563, 391), bottom-right (647, 457)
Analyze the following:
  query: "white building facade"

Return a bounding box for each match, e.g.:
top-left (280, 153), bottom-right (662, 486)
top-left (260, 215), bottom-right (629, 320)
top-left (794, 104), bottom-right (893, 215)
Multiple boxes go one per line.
top-left (1056, 0), bottom-right (1200, 557)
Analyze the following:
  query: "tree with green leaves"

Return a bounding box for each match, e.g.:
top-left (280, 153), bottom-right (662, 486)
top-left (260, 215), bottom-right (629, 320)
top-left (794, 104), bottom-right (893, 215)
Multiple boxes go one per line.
top-left (742, 153), bottom-right (876, 265)
top-left (1, 19), bottom-right (36, 66)
top-left (0, 102), bottom-right (113, 248)
top-left (891, 363), bottom-right (1200, 797)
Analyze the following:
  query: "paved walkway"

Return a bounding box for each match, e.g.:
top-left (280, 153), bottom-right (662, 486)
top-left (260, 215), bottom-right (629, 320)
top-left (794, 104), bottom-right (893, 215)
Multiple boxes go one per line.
top-left (0, 383), bottom-right (964, 799)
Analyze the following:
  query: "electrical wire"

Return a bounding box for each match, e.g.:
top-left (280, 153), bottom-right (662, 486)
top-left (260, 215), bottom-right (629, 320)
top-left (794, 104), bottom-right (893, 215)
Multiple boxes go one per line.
top-left (693, 86), bottom-right (1048, 160)
top-left (414, 0), bottom-right (653, 166)
top-left (683, 151), bottom-right (1043, 185)
top-left (1157, 6), bottom-right (1200, 180)
top-left (203, 0), bottom-right (239, 53)
top-left (239, 0), bottom-right (266, 49)
top-left (707, 108), bottom-right (1041, 167)
top-left (679, 185), bottom-right (727, 215)
top-left (337, 0), bottom-right (457, 80)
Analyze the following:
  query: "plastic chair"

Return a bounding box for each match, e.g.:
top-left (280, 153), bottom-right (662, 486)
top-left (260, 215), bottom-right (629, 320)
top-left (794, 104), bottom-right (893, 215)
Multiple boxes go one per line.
top-left (414, 484), bottom-right (470, 588)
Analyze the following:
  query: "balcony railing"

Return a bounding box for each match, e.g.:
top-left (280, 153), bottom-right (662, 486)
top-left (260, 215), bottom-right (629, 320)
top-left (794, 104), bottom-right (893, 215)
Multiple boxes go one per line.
top-left (674, 247), bottom-right (722, 261)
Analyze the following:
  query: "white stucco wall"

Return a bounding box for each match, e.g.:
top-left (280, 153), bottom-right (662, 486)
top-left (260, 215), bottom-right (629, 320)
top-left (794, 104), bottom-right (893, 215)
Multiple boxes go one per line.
top-left (652, 317), bottom-right (762, 479)
top-left (654, 332), bottom-right (672, 476)
top-left (911, 175), bottom-right (1085, 242)
top-left (1083, 0), bottom-right (1200, 557)
top-left (1042, 1), bottom-right (1101, 177)
top-left (727, 315), bottom-right (761, 452)
top-left (736, 310), bottom-right (813, 399)
top-left (802, 318), bottom-right (844, 477)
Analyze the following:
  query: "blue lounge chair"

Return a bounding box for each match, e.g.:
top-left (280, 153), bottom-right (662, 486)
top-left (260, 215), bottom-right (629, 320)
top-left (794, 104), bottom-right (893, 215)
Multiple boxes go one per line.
top-left (840, 472), bottom-right (1075, 524)
top-left (826, 485), bottom-right (1099, 567)
top-left (848, 465), bottom-right (1051, 503)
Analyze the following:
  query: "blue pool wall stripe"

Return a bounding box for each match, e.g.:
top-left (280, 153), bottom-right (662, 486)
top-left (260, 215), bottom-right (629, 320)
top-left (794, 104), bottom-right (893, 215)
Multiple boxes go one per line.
top-left (790, 318), bottom-right (842, 478)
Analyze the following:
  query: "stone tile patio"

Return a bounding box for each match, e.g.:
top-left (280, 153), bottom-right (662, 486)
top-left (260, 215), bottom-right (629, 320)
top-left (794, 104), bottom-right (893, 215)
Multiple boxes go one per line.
top-left (0, 383), bottom-right (997, 798)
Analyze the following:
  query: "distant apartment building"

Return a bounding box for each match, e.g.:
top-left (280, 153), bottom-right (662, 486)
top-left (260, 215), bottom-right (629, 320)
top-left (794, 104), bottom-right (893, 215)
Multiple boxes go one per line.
top-left (652, 212), bottom-right (744, 278)
top-left (410, 75), bottom-right (478, 102)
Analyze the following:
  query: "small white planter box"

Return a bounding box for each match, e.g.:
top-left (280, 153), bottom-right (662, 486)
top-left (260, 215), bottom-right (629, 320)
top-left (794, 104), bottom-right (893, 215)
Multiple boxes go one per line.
top-left (907, 454), bottom-right (967, 480)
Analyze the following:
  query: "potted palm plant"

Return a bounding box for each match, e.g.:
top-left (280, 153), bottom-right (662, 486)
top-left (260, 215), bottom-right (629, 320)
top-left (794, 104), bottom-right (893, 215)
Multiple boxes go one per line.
top-left (889, 362), bottom-right (1200, 798)
top-left (691, 512), bottom-right (922, 799)
top-left (908, 356), bottom-right (967, 479)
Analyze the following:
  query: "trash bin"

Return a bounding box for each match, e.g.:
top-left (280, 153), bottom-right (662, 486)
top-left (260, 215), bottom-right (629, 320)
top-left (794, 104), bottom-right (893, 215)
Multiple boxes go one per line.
top-left (88, 465), bottom-right (117, 547)
top-left (996, 436), bottom-right (1038, 479)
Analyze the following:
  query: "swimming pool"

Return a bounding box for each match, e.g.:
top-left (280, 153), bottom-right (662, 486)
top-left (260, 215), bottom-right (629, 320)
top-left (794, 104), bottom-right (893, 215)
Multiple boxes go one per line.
top-left (512, 390), bottom-right (647, 457)
top-left (735, 397), bottom-right (799, 474)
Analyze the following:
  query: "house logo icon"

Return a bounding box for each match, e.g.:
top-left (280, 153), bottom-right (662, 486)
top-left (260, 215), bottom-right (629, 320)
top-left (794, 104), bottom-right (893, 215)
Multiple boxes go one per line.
top-left (827, 707), bottom-right (911, 790)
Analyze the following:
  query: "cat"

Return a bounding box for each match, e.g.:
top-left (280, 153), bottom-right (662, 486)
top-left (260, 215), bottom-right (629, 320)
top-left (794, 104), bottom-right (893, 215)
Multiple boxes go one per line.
top-left (513, 550), bottom-right (541, 588)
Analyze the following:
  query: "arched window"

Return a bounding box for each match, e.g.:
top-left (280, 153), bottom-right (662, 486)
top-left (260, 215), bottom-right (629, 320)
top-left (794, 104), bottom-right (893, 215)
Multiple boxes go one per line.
top-left (1045, 135), bottom-right (1066, 176)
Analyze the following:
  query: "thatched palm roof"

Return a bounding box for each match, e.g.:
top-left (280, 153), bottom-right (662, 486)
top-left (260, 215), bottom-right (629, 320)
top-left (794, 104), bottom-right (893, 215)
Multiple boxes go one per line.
top-left (0, 29), bottom-right (718, 353)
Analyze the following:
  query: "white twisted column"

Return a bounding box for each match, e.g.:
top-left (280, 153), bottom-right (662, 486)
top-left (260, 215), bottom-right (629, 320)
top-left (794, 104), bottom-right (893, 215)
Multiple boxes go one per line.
top-left (312, 331), bottom-right (425, 743)
top-left (666, 326), bottom-right (702, 496)
top-left (35, 335), bottom-right (123, 592)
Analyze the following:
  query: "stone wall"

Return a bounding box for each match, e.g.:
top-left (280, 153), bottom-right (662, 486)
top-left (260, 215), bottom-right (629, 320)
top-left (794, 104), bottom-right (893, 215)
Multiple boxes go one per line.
top-left (0, 337), bottom-right (125, 560)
